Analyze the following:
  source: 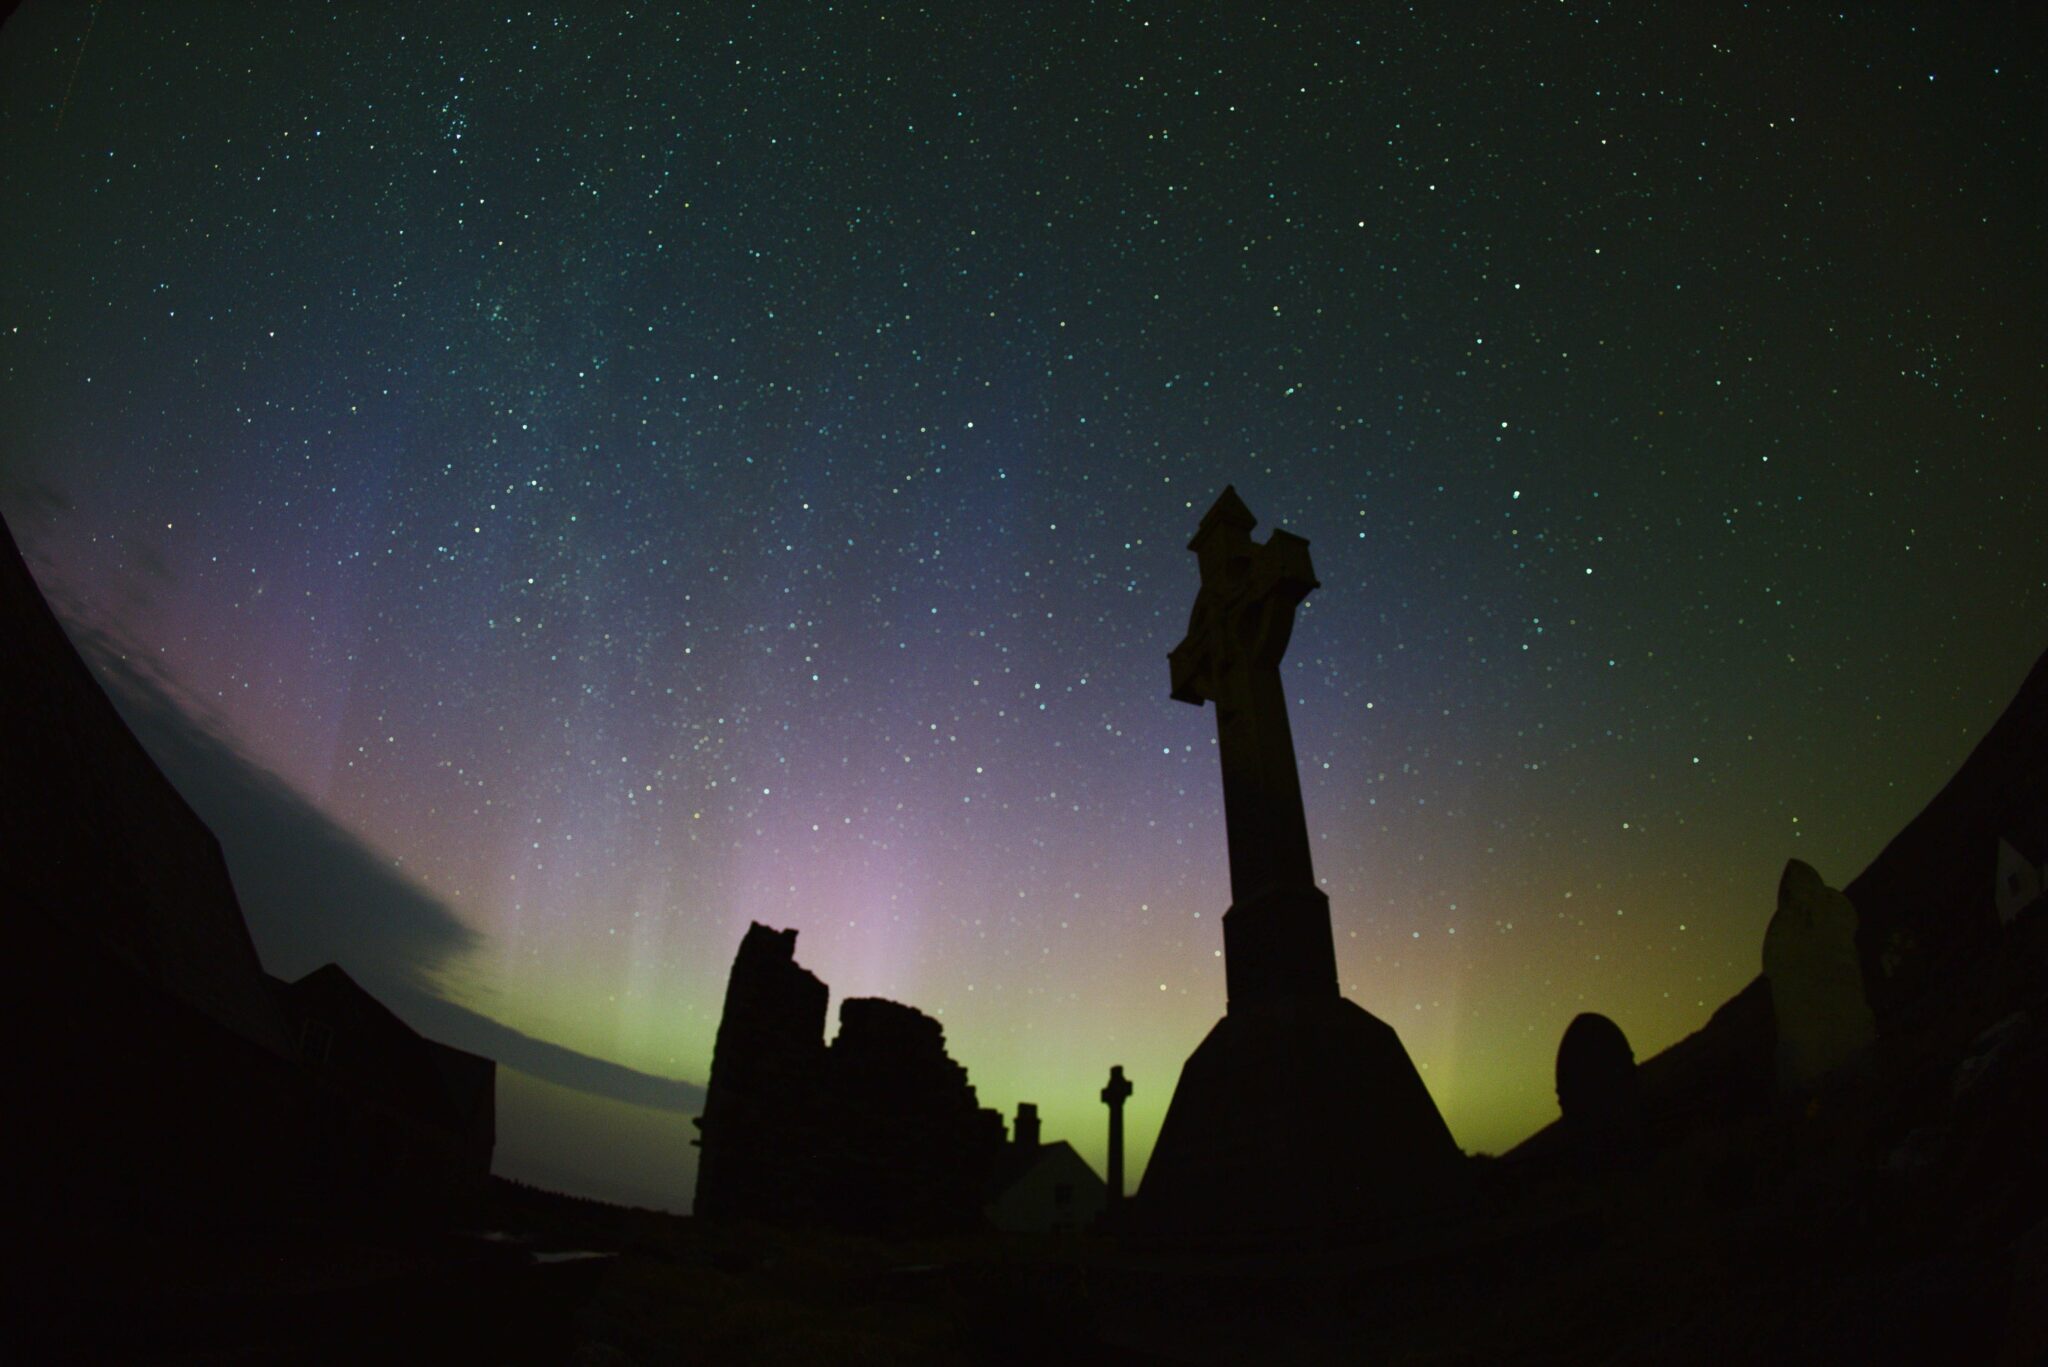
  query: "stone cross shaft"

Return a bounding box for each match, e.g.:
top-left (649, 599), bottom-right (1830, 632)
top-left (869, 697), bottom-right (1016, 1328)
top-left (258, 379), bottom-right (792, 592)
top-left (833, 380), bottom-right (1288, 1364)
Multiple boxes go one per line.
top-left (1168, 487), bottom-right (1339, 1009)
top-left (1101, 1065), bottom-right (1133, 1202)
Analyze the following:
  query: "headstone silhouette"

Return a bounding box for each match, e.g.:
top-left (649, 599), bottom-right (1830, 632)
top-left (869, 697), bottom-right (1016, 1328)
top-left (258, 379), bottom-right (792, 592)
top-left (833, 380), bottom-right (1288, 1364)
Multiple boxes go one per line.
top-left (1555, 1012), bottom-right (1646, 1168)
top-left (1763, 859), bottom-right (1876, 1089)
top-left (1135, 488), bottom-right (1465, 1237)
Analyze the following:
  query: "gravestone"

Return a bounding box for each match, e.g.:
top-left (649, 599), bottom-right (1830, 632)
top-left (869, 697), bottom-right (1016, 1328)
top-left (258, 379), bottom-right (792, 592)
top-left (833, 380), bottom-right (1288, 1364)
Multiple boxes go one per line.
top-left (1555, 1012), bottom-right (1646, 1168)
top-left (1135, 488), bottom-right (1465, 1237)
top-left (1763, 859), bottom-right (1877, 1090)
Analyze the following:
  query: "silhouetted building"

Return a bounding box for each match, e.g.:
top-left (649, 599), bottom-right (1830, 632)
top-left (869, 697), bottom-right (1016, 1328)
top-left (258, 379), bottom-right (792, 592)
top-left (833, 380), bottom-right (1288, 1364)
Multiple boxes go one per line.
top-left (987, 1103), bottom-right (1107, 1234)
top-left (272, 964), bottom-right (496, 1187)
top-left (1, 511), bottom-right (493, 1228)
top-left (1137, 489), bottom-right (1466, 1238)
top-left (693, 922), bottom-right (1007, 1234)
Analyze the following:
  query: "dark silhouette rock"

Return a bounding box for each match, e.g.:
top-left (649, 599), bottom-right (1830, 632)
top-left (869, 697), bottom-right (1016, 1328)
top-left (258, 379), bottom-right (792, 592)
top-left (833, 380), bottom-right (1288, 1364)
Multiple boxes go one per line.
top-left (1763, 859), bottom-right (1876, 1089)
top-left (692, 922), bottom-right (1006, 1234)
top-left (1555, 1012), bottom-right (1645, 1168)
top-left (1138, 489), bottom-right (1466, 1237)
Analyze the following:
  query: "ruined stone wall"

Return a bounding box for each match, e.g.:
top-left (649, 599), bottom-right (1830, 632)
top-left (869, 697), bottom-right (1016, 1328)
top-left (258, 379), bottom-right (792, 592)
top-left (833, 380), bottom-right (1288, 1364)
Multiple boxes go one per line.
top-left (692, 923), bottom-right (831, 1223)
top-left (693, 925), bottom-right (1006, 1233)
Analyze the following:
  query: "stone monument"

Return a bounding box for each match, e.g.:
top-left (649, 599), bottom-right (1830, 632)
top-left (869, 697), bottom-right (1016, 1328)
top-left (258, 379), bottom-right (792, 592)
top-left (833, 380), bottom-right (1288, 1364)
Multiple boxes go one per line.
top-left (1134, 488), bottom-right (1466, 1237)
top-left (1763, 859), bottom-right (1876, 1090)
top-left (1555, 1012), bottom-right (1647, 1169)
top-left (1101, 1064), bottom-right (1133, 1204)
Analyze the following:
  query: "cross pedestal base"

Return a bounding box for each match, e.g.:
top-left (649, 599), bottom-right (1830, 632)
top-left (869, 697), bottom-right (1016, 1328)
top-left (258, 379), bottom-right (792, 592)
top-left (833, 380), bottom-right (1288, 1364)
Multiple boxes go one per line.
top-left (1135, 995), bottom-right (1468, 1239)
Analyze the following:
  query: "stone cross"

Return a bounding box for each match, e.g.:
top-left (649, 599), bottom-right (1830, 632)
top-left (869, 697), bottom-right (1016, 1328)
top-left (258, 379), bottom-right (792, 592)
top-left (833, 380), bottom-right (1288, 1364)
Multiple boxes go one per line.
top-left (1169, 487), bottom-right (1339, 1009)
top-left (1101, 1065), bottom-right (1133, 1202)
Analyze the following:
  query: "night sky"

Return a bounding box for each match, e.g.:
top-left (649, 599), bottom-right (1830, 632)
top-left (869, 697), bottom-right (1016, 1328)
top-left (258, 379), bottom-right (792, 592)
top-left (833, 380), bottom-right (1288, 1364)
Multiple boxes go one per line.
top-left (3, 2), bottom-right (2041, 1212)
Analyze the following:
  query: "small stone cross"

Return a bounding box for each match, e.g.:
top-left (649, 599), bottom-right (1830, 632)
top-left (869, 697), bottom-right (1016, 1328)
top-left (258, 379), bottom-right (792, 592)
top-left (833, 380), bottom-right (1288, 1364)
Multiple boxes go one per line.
top-left (1101, 1064), bottom-right (1133, 1202)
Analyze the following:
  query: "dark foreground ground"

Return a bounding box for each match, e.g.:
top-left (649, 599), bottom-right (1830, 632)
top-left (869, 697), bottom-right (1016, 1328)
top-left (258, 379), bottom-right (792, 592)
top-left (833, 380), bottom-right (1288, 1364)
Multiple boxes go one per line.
top-left (545, 1107), bottom-right (2042, 1367)
top-left (18, 914), bottom-right (2048, 1365)
top-left (24, 1067), bottom-right (2042, 1367)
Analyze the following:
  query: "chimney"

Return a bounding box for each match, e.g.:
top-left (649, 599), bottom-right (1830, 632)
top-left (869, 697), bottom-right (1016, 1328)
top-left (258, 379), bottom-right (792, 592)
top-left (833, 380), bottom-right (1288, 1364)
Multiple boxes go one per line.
top-left (1013, 1102), bottom-right (1041, 1152)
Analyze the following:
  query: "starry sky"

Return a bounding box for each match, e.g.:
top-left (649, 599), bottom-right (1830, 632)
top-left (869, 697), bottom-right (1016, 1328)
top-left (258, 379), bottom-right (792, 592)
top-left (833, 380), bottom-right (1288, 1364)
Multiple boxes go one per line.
top-left (2, 2), bottom-right (2042, 1212)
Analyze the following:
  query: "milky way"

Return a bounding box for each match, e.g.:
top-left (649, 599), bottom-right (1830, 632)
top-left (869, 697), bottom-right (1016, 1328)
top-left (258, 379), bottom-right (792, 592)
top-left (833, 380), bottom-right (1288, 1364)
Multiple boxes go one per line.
top-left (3, 3), bottom-right (2041, 1209)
